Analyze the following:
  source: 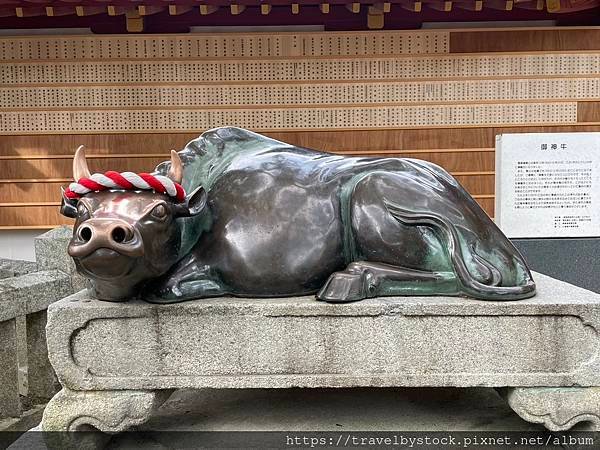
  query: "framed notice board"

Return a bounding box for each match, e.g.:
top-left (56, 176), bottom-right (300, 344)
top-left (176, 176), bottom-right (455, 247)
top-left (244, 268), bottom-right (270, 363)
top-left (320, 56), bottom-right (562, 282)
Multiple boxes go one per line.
top-left (495, 133), bottom-right (600, 239)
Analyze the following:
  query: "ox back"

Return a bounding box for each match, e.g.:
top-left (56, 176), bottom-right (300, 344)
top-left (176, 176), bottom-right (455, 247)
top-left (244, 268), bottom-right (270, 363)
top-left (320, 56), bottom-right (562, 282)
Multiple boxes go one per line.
top-left (145, 127), bottom-right (535, 303)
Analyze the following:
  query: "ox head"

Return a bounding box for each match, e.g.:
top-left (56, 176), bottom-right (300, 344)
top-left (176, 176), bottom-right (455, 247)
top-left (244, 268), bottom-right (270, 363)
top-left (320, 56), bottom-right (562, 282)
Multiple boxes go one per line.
top-left (60, 147), bottom-right (207, 301)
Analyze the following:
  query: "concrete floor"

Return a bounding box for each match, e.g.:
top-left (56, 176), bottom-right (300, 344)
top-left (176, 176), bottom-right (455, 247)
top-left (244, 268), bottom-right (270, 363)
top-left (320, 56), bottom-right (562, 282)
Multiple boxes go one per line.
top-left (9, 387), bottom-right (544, 449)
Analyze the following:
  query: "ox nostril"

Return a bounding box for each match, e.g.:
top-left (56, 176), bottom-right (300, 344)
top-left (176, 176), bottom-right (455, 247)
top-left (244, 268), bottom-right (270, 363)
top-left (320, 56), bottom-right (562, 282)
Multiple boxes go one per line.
top-left (79, 226), bottom-right (92, 242)
top-left (111, 227), bottom-right (128, 244)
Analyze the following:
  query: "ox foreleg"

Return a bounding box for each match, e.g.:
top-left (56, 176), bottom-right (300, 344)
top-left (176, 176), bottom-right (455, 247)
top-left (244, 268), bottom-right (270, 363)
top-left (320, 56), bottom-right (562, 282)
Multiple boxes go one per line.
top-left (144, 255), bottom-right (228, 303)
top-left (316, 261), bottom-right (458, 303)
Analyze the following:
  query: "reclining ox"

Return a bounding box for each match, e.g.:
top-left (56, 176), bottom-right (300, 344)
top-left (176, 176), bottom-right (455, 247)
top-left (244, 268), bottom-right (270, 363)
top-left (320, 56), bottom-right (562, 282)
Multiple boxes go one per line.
top-left (60, 126), bottom-right (535, 303)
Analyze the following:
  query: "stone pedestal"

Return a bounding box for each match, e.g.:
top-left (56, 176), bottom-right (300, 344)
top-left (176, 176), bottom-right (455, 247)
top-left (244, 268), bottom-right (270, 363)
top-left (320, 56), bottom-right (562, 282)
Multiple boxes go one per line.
top-left (0, 319), bottom-right (20, 418)
top-left (0, 269), bottom-right (72, 421)
top-left (41, 273), bottom-right (600, 446)
top-left (34, 226), bottom-right (89, 293)
top-left (26, 310), bottom-right (60, 402)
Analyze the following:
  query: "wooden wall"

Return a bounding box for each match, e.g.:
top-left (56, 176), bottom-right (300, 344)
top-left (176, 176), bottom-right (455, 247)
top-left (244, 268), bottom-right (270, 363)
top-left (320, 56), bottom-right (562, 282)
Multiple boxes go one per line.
top-left (2, 27), bottom-right (600, 228)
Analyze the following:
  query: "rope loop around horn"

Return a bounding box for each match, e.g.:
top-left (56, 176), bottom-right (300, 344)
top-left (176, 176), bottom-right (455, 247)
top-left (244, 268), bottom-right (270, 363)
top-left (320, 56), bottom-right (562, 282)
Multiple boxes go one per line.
top-left (64, 171), bottom-right (186, 202)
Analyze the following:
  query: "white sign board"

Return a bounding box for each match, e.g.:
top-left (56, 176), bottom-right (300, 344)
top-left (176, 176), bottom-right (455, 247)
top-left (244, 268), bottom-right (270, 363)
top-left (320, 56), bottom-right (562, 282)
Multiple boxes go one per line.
top-left (495, 133), bottom-right (600, 238)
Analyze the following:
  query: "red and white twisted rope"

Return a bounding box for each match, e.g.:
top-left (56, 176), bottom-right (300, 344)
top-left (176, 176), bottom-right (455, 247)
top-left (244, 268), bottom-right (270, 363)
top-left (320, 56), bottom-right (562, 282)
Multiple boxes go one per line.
top-left (64, 171), bottom-right (186, 202)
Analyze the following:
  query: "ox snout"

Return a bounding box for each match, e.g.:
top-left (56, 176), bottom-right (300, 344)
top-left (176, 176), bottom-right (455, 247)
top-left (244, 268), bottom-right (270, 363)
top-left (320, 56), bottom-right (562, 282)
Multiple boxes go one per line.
top-left (69, 218), bottom-right (144, 263)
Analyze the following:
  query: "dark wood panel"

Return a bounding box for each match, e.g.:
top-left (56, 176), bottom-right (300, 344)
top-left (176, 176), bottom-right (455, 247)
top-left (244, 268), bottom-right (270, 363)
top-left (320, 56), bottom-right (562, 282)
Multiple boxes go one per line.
top-left (0, 182), bottom-right (67, 203)
top-left (4, 126), bottom-right (600, 160)
top-left (449, 29), bottom-right (600, 53)
top-left (0, 205), bottom-right (70, 227)
top-left (2, 152), bottom-right (493, 180)
top-left (0, 131), bottom-right (492, 157)
top-left (454, 174), bottom-right (494, 194)
top-left (0, 198), bottom-right (494, 227)
top-left (398, 151), bottom-right (494, 172)
top-left (8, 123), bottom-right (600, 228)
top-left (266, 126), bottom-right (600, 151)
top-left (2, 157), bottom-right (166, 180)
top-left (0, 134), bottom-right (198, 157)
top-left (578, 101), bottom-right (600, 123)
top-left (0, 175), bottom-right (496, 204)
top-left (267, 129), bottom-right (494, 152)
top-left (477, 198), bottom-right (493, 218)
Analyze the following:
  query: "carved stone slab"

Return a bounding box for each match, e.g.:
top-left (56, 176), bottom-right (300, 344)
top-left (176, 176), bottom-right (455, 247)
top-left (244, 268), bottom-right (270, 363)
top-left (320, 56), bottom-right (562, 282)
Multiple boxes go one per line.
top-left (41, 272), bottom-right (600, 439)
top-left (46, 272), bottom-right (600, 391)
top-left (503, 387), bottom-right (600, 431)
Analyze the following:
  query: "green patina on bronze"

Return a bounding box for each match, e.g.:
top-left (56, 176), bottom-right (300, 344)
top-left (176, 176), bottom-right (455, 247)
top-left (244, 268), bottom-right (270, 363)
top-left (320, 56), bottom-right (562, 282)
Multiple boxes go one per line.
top-left (61, 127), bottom-right (536, 303)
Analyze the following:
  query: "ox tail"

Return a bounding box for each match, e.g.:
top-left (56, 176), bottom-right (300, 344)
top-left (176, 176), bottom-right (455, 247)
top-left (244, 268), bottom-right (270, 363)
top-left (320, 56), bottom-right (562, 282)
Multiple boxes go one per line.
top-left (383, 200), bottom-right (536, 301)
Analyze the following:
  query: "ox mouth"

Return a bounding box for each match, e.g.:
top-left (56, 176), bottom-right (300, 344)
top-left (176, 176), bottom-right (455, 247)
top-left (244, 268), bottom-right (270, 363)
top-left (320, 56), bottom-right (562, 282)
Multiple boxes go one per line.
top-left (74, 248), bottom-right (135, 280)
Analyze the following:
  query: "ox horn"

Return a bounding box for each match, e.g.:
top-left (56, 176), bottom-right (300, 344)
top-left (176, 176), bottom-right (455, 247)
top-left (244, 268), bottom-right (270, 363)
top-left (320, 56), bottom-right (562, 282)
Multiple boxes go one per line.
top-left (168, 150), bottom-right (183, 184)
top-left (73, 145), bottom-right (91, 181)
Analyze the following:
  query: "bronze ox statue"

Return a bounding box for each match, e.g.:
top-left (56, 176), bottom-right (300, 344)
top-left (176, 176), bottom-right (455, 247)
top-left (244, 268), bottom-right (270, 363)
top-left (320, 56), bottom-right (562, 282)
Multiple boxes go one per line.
top-left (60, 127), bottom-right (535, 303)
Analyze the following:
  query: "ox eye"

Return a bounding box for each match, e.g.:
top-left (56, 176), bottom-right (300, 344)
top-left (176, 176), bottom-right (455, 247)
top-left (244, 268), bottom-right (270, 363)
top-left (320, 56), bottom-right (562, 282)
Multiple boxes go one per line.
top-left (151, 204), bottom-right (167, 219)
top-left (77, 203), bottom-right (90, 217)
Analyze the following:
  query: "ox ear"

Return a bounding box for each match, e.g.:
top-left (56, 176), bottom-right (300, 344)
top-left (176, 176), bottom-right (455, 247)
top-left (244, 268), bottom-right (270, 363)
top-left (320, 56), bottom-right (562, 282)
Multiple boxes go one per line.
top-left (60, 187), bottom-right (78, 218)
top-left (174, 186), bottom-right (207, 218)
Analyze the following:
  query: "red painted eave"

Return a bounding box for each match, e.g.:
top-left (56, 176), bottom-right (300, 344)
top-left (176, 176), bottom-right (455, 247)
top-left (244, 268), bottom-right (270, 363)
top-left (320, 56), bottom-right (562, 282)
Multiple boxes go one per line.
top-left (0, 1), bottom-right (599, 32)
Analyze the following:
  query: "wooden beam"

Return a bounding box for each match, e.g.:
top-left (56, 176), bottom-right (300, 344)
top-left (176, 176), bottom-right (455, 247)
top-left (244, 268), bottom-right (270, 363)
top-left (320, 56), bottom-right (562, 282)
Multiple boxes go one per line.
top-left (230, 4), bottom-right (246, 15)
top-left (138, 5), bottom-right (164, 16)
top-left (367, 5), bottom-right (384, 29)
top-left (426, 1), bottom-right (452, 11)
top-left (369, 3), bottom-right (392, 14)
top-left (15, 6), bottom-right (46, 17)
top-left (0, 202), bottom-right (61, 208)
top-left (199, 4), bottom-right (218, 15)
top-left (76, 6), bottom-right (105, 16)
top-left (168, 5), bottom-right (193, 15)
top-left (346, 2), bottom-right (361, 13)
top-left (402, 1), bottom-right (422, 11)
top-left (0, 226), bottom-right (59, 231)
top-left (486, 0), bottom-right (515, 9)
top-left (126, 10), bottom-right (144, 32)
top-left (107, 5), bottom-right (127, 16)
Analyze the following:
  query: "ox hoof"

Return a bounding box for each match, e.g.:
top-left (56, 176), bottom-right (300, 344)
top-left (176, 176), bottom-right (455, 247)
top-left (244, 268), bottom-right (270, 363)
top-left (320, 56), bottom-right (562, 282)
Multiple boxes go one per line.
top-left (317, 272), bottom-right (368, 303)
top-left (144, 283), bottom-right (182, 303)
top-left (145, 278), bottom-right (226, 303)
